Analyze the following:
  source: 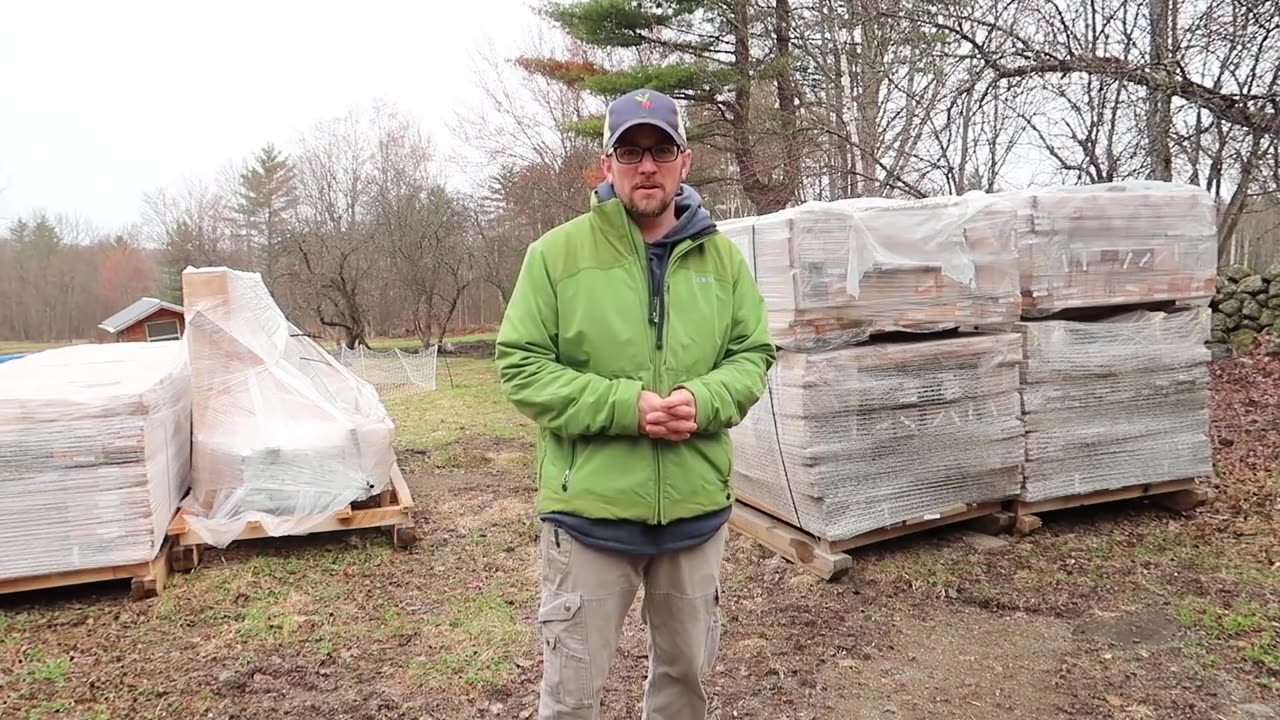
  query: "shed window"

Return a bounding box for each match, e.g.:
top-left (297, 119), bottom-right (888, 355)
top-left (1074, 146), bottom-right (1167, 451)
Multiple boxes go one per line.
top-left (145, 319), bottom-right (181, 341)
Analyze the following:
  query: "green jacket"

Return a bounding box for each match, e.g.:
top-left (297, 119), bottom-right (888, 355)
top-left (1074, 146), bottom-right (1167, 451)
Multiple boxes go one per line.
top-left (495, 189), bottom-right (775, 525)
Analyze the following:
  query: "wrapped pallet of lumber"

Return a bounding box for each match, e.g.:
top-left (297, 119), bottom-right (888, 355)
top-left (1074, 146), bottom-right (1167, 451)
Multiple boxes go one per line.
top-left (718, 194), bottom-right (1021, 351)
top-left (0, 343), bottom-right (191, 581)
top-left (729, 332), bottom-right (1024, 541)
top-left (1003, 181), bottom-right (1217, 316)
top-left (1015, 307), bottom-right (1213, 502)
top-left (180, 266), bottom-right (396, 548)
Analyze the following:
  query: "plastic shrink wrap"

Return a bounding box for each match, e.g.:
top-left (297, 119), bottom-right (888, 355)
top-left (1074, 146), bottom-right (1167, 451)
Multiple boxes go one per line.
top-left (729, 333), bottom-right (1024, 541)
top-left (1015, 307), bottom-right (1213, 502)
top-left (0, 343), bottom-right (191, 581)
top-left (1001, 181), bottom-right (1217, 316)
top-left (718, 194), bottom-right (1021, 351)
top-left (181, 266), bottom-right (396, 548)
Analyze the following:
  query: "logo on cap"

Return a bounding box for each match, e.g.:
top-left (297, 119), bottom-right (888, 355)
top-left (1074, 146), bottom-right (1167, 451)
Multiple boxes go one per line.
top-left (635, 92), bottom-right (652, 109)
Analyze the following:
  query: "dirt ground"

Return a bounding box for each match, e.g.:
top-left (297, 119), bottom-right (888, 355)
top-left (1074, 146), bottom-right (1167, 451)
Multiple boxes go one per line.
top-left (1, 355), bottom-right (1277, 720)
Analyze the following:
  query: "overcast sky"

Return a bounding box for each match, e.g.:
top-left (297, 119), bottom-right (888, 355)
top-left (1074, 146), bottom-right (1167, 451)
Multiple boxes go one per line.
top-left (0, 0), bottom-right (540, 231)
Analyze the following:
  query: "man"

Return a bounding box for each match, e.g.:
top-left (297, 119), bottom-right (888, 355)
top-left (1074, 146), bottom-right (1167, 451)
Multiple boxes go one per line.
top-left (495, 88), bottom-right (775, 720)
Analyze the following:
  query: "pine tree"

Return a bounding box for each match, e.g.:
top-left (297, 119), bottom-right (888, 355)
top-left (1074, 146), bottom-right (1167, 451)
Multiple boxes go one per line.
top-left (531, 0), bottom-right (802, 212)
top-left (235, 144), bottom-right (298, 288)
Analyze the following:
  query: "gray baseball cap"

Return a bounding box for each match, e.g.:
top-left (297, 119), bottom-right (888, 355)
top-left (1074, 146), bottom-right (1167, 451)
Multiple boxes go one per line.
top-left (602, 89), bottom-right (687, 151)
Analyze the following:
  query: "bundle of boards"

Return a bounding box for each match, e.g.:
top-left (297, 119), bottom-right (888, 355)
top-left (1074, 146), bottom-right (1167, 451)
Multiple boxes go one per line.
top-left (0, 266), bottom-right (404, 596)
top-left (720, 180), bottom-right (1217, 561)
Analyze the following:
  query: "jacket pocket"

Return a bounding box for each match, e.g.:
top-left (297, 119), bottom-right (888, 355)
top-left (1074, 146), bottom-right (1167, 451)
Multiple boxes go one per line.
top-left (690, 431), bottom-right (733, 482)
top-left (538, 592), bottom-right (591, 709)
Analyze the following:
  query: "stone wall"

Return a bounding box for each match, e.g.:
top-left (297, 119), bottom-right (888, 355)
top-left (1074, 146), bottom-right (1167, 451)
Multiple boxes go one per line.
top-left (1209, 261), bottom-right (1280, 358)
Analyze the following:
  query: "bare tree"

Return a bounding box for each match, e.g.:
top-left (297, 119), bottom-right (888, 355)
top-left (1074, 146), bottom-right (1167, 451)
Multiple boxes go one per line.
top-left (287, 110), bottom-right (381, 349)
top-left (143, 180), bottom-right (240, 303)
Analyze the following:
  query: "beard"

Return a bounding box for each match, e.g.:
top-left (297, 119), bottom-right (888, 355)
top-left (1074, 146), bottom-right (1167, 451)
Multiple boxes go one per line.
top-left (621, 184), bottom-right (676, 218)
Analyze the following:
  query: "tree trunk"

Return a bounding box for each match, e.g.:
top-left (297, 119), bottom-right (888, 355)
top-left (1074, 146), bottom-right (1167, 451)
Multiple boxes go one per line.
top-left (827, 8), bottom-right (852, 199)
top-left (434, 283), bottom-right (470, 346)
top-left (774, 0), bottom-right (801, 205)
top-left (1217, 130), bottom-right (1266, 257)
top-left (853, 0), bottom-right (884, 195)
top-left (1147, 0), bottom-right (1174, 180)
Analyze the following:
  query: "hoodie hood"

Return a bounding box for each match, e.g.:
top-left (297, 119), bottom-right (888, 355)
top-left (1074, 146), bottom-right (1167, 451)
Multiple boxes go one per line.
top-left (595, 181), bottom-right (716, 246)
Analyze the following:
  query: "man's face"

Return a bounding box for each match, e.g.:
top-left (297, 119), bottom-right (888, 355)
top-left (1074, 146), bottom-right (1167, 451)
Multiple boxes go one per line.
top-left (601, 125), bottom-right (691, 219)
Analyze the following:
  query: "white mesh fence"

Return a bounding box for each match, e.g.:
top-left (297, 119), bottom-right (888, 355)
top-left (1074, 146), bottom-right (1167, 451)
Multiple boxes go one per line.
top-left (337, 344), bottom-right (438, 398)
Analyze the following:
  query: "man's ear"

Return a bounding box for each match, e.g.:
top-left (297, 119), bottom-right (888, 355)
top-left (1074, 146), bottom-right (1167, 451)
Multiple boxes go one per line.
top-left (600, 154), bottom-right (613, 183)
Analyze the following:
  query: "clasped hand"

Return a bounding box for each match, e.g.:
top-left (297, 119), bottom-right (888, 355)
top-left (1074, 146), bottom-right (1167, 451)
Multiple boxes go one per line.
top-left (638, 389), bottom-right (697, 442)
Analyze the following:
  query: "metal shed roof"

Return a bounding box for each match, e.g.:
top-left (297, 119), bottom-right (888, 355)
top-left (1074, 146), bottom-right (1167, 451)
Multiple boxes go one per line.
top-left (97, 297), bottom-right (184, 334)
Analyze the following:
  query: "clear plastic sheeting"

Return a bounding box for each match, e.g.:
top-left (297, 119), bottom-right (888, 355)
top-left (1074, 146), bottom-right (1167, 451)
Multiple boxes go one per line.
top-left (181, 266), bottom-right (396, 548)
top-left (1015, 307), bottom-right (1213, 502)
top-left (0, 343), bottom-right (191, 581)
top-left (729, 333), bottom-right (1024, 541)
top-left (1000, 181), bottom-right (1218, 316)
top-left (718, 194), bottom-right (1021, 351)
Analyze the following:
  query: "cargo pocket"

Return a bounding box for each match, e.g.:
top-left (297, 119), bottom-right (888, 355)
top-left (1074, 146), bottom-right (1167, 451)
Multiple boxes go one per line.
top-left (699, 587), bottom-right (722, 678)
top-left (538, 592), bottom-right (591, 709)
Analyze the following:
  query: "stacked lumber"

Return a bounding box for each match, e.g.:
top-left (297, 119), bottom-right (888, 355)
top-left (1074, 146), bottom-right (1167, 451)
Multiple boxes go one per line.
top-left (729, 332), bottom-right (1024, 541)
top-left (1002, 181), bottom-right (1217, 315)
top-left (180, 266), bottom-right (396, 548)
top-left (1015, 307), bottom-right (1213, 502)
top-left (718, 194), bottom-right (1021, 350)
top-left (0, 343), bottom-right (191, 581)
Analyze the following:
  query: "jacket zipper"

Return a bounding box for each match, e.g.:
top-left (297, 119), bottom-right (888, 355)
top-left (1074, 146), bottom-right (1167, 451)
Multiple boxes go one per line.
top-left (628, 213), bottom-right (709, 525)
top-left (653, 236), bottom-right (705, 524)
top-left (561, 438), bottom-right (576, 493)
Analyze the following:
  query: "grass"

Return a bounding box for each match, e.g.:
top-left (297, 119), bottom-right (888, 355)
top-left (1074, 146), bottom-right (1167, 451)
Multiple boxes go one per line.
top-left (1135, 528), bottom-right (1280, 588)
top-left (1177, 597), bottom-right (1280, 682)
top-left (18, 650), bottom-right (71, 688)
top-left (382, 357), bottom-right (532, 454)
top-left (0, 341), bottom-right (70, 355)
top-left (25, 699), bottom-right (73, 719)
top-left (408, 588), bottom-right (531, 689)
top-left (1, 351), bottom-right (1276, 717)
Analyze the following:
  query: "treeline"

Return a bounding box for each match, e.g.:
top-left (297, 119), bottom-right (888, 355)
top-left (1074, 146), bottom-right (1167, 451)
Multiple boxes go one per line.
top-left (3, 0), bottom-right (1277, 345)
top-left (1, 106), bottom-right (531, 347)
top-left (0, 217), bottom-right (156, 343)
top-left (513, 0), bottom-right (1279, 235)
top-left (137, 105), bottom-right (525, 349)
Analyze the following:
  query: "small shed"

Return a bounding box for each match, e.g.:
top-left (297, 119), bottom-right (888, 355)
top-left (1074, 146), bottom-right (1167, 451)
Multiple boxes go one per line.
top-left (98, 298), bottom-right (185, 343)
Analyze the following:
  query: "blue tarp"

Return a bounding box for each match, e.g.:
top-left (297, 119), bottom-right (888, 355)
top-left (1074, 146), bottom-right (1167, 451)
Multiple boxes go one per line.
top-left (0, 353), bottom-right (30, 364)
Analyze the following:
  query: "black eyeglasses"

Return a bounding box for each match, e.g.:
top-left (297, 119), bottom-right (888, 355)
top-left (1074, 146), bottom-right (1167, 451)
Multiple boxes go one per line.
top-left (611, 144), bottom-right (682, 165)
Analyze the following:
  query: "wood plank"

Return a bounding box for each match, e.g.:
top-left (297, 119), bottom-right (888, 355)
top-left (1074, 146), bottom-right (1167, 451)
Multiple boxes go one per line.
top-left (1151, 487), bottom-right (1212, 513)
top-left (1012, 478), bottom-right (1198, 516)
top-left (824, 502), bottom-right (1004, 553)
top-left (728, 502), bottom-right (852, 580)
top-left (967, 511), bottom-right (1016, 535)
top-left (0, 544), bottom-right (168, 598)
top-left (390, 462), bottom-right (416, 511)
top-left (1013, 514), bottom-right (1043, 536)
top-left (168, 459), bottom-right (414, 550)
top-left (167, 509), bottom-right (190, 536)
top-left (131, 539), bottom-right (171, 601)
top-left (173, 503), bottom-right (410, 546)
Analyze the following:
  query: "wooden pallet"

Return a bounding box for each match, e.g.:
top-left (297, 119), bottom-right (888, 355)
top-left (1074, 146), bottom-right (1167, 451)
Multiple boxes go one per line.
top-left (0, 538), bottom-right (172, 601)
top-left (1007, 478), bottom-right (1211, 536)
top-left (729, 492), bottom-right (1005, 580)
top-left (1020, 274), bottom-right (1215, 315)
top-left (166, 463), bottom-right (419, 571)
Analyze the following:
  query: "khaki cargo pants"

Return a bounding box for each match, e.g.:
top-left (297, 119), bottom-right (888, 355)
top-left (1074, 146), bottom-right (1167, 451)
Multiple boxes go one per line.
top-left (536, 521), bottom-right (727, 720)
